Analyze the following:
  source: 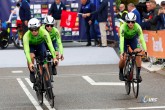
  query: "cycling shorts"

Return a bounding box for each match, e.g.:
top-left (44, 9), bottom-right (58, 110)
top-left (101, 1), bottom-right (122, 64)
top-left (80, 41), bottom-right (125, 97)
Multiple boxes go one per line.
top-left (30, 42), bottom-right (46, 60)
top-left (124, 35), bottom-right (140, 52)
top-left (45, 39), bottom-right (58, 51)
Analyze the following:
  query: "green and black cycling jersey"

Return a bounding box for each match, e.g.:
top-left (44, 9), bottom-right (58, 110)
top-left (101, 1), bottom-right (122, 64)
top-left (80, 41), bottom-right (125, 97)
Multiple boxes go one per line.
top-left (119, 22), bottom-right (147, 54)
top-left (41, 25), bottom-right (64, 55)
top-left (23, 27), bottom-right (56, 64)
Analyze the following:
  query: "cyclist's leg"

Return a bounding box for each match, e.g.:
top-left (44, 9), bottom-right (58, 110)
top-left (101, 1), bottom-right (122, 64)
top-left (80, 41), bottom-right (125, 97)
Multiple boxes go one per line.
top-left (28, 45), bottom-right (36, 83)
top-left (118, 39), bottom-right (128, 81)
top-left (131, 37), bottom-right (142, 82)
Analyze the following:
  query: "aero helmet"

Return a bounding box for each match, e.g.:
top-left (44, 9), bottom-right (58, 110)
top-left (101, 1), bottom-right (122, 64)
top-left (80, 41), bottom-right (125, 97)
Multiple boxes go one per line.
top-left (44, 16), bottom-right (55, 25)
top-left (125, 12), bottom-right (136, 21)
top-left (28, 18), bottom-right (40, 29)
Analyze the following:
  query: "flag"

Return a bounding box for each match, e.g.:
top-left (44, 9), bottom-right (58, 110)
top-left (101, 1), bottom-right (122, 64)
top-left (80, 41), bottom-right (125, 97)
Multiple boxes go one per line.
top-left (60, 10), bottom-right (77, 28)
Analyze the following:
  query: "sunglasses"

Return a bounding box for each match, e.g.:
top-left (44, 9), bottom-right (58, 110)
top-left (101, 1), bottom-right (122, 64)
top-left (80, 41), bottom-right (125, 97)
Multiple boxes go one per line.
top-left (29, 28), bottom-right (39, 32)
top-left (127, 21), bottom-right (135, 24)
top-left (46, 24), bottom-right (54, 28)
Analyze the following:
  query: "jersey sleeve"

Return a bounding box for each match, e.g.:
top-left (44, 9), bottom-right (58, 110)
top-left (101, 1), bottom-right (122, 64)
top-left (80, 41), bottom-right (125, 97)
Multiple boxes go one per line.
top-left (54, 28), bottom-right (64, 55)
top-left (119, 24), bottom-right (125, 54)
top-left (23, 31), bottom-right (31, 64)
top-left (42, 29), bottom-right (56, 58)
top-left (137, 24), bottom-right (147, 51)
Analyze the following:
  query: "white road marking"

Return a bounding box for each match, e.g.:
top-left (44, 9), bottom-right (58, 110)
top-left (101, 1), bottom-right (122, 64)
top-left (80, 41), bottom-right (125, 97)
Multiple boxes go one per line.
top-left (82, 76), bottom-right (125, 86)
top-left (25, 78), bottom-right (56, 110)
top-left (17, 78), bottom-right (43, 110)
top-left (67, 105), bottom-right (165, 109)
top-left (12, 71), bottom-right (23, 73)
top-left (127, 106), bottom-right (165, 109)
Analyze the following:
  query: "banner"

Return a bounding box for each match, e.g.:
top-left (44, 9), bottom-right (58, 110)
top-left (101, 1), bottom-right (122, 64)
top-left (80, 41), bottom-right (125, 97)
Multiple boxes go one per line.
top-left (143, 30), bottom-right (165, 58)
top-left (0, 0), bottom-right (115, 41)
top-left (60, 10), bottom-right (77, 28)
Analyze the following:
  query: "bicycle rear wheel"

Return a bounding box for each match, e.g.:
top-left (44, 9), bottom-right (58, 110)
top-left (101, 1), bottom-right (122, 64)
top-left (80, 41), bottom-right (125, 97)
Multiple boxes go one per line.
top-left (124, 60), bottom-right (131, 95)
top-left (132, 63), bottom-right (139, 98)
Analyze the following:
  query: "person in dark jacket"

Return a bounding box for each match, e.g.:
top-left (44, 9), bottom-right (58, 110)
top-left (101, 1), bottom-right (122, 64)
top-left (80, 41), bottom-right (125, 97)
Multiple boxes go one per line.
top-left (48, 0), bottom-right (66, 34)
top-left (80, 0), bottom-right (99, 46)
top-left (156, 1), bottom-right (165, 29)
top-left (127, 3), bottom-right (141, 25)
top-left (19, 0), bottom-right (31, 35)
top-left (84, 0), bottom-right (108, 47)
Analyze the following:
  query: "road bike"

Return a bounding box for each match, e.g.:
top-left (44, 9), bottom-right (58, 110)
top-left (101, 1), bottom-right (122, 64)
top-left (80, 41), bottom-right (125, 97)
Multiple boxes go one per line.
top-left (33, 55), bottom-right (55, 108)
top-left (0, 22), bottom-right (23, 49)
top-left (123, 45), bottom-right (146, 98)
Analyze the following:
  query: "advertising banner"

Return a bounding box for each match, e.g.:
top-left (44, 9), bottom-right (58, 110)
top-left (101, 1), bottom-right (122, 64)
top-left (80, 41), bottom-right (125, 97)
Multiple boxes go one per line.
top-left (0, 0), bottom-right (115, 41)
top-left (143, 30), bottom-right (165, 58)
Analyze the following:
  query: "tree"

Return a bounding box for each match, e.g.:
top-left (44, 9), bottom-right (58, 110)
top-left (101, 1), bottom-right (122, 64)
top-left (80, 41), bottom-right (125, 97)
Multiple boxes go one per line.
top-left (115, 0), bottom-right (121, 9)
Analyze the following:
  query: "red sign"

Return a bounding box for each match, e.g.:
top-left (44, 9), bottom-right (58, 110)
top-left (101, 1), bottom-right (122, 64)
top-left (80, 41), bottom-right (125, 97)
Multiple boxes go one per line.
top-left (60, 10), bottom-right (77, 28)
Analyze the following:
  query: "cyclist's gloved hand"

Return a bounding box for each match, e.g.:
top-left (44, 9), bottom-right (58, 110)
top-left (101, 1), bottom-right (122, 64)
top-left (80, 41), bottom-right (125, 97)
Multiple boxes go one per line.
top-left (145, 51), bottom-right (148, 57)
top-left (60, 54), bottom-right (64, 61)
top-left (53, 58), bottom-right (58, 66)
top-left (29, 63), bottom-right (34, 72)
top-left (56, 51), bottom-right (59, 59)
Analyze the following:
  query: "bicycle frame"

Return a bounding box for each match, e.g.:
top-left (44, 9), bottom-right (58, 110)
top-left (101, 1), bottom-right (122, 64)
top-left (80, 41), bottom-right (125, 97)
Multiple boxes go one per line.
top-left (34, 56), bottom-right (54, 107)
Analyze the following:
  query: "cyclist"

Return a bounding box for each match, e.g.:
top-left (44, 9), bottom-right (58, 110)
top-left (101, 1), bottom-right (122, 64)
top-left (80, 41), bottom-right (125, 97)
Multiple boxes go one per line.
top-left (23, 18), bottom-right (58, 83)
top-left (42, 15), bottom-right (64, 75)
top-left (119, 12), bottom-right (147, 82)
top-left (42, 15), bottom-right (64, 61)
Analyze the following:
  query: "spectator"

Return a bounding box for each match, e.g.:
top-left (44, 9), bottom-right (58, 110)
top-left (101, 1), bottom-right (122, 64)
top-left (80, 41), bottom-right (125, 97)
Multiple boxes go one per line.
top-left (85, 0), bottom-right (109, 47)
top-left (80, 0), bottom-right (99, 46)
top-left (127, 3), bottom-right (141, 24)
top-left (7, 2), bottom-right (21, 23)
top-left (141, 1), bottom-right (152, 30)
top-left (116, 4), bottom-right (128, 21)
top-left (156, 1), bottom-right (165, 29)
top-left (19, 0), bottom-right (31, 35)
top-left (48, 0), bottom-right (66, 34)
top-left (143, 0), bottom-right (160, 30)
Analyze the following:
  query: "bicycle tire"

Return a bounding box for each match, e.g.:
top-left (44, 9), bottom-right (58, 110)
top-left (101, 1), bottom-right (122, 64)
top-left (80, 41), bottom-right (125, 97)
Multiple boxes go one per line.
top-left (48, 62), bottom-right (54, 81)
top-left (34, 67), bottom-right (43, 105)
top-left (0, 39), bottom-right (9, 49)
top-left (43, 68), bottom-right (54, 108)
top-left (132, 63), bottom-right (139, 98)
top-left (52, 64), bottom-right (57, 75)
top-left (124, 59), bottom-right (131, 95)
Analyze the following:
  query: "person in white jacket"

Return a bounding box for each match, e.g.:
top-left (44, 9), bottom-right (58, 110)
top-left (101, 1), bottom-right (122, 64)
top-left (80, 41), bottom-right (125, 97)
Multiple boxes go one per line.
top-left (8, 2), bottom-right (21, 23)
top-left (7, 2), bottom-right (23, 47)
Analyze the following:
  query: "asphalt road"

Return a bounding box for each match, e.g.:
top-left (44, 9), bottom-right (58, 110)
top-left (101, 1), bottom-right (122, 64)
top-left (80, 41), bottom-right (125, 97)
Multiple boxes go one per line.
top-left (0, 65), bottom-right (165, 110)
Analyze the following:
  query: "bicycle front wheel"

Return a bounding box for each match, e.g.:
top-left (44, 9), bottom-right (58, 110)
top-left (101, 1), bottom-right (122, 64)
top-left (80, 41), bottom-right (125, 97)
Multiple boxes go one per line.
top-left (124, 60), bottom-right (131, 95)
top-left (34, 67), bottom-right (43, 105)
top-left (43, 68), bottom-right (54, 108)
top-left (132, 63), bottom-right (139, 98)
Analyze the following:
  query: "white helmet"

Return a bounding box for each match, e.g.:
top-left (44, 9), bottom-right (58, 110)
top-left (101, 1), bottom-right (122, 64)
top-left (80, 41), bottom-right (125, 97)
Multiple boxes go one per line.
top-left (125, 12), bottom-right (136, 21)
top-left (44, 16), bottom-right (55, 25)
top-left (28, 18), bottom-right (40, 29)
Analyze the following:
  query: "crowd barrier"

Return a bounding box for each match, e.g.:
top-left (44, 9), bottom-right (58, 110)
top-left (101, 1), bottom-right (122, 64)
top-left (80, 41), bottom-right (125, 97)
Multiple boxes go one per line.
top-left (143, 30), bottom-right (165, 59)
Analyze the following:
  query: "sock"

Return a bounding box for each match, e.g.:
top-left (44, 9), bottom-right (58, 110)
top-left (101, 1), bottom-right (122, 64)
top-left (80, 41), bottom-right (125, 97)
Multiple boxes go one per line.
top-left (120, 68), bottom-right (123, 74)
top-left (137, 67), bottom-right (141, 76)
top-left (30, 71), bottom-right (34, 74)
